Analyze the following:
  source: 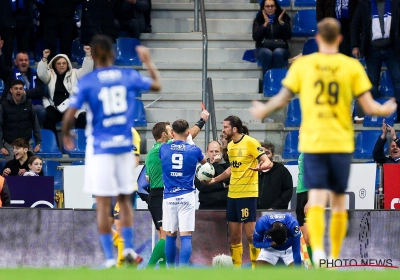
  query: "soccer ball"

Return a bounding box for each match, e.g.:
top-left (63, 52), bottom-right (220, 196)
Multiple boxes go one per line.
top-left (212, 254), bottom-right (233, 268)
top-left (196, 162), bottom-right (215, 182)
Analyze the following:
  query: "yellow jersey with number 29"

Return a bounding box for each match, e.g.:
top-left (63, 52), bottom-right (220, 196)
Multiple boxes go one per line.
top-left (282, 53), bottom-right (372, 153)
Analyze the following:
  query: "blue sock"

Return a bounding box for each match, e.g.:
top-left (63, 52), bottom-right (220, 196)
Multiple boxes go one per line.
top-left (99, 233), bottom-right (114, 260)
top-left (165, 235), bottom-right (177, 267)
top-left (179, 236), bottom-right (192, 267)
top-left (121, 227), bottom-right (133, 249)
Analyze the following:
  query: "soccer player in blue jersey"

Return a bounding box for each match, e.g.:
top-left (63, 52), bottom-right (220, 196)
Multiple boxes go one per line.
top-left (62, 35), bottom-right (161, 268)
top-left (159, 119), bottom-right (207, 267)
top-left (253, 213), bottom-right (302, 267)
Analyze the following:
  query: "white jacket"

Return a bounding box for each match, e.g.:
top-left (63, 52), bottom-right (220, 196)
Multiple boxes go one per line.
top-left (37, 54), bottom-right (94, 108)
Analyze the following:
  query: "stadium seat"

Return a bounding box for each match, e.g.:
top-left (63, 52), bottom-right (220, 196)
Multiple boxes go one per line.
top-left (282, 130), bottom-right (300, 159)
top-left (34, 129), bottom-right (63, 158)
top-left (64, 129), bottom-right (86, 158)
top-left (71, 38), bottom-right (86, 65)
top-left (363, 98), bottom-right (397, 127)
top-left (42, 160), bottom-right (63, 191)
top-left (242, 49), bottom-right (257, 63)
top-left (284, 98), bottom-right (301, 127)
top-left (354, 130), bottom-right (386, 159)
top-left (294, 0), bottom-right (316, 6)
top-left (292, 10), bottom-right (317, 37)
top-left (263, 68), bottom-right (288, 97)
top-left (379, 70), bottom-right (394, 97)
top-left (285, 160), bottom-right (298, 165)
top-left (132, 99), bottom-right (147, 127)
top-left (71, 160), bottom-right (85, 165)
top-left (302, 38), bottom-right (318, 55)
top-left (0, 79), bottom-right (4, 95)
top-left (114, 38), bottom-right (142, 66)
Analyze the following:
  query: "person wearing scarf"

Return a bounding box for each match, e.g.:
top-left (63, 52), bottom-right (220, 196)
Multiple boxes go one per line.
top-left (351, 0), bottom-right (400, 122)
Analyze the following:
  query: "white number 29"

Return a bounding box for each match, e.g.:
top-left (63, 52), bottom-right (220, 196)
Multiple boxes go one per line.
top-left (98, 85), bottom-right (128, 115)
top-left (172, 153), bottom-right (183, 169)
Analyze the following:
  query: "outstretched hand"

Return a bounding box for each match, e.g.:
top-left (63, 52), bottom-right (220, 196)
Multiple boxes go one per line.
top-left (43, 49), bottom-right (50, 59)
top-left (83, 46), bottom-right (91, 55)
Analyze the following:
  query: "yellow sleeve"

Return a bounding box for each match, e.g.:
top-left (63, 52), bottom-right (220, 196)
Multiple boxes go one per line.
top-left (281, 59), bottom-right (302, 94)
top-left (352, 60), bottom-right (372, 97)
top-left (247, 137), bottom-right (265, 159)
top-left (131, 128), bottom-right (141, 155)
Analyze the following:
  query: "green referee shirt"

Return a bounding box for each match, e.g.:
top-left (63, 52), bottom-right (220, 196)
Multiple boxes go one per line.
top-left (296, 153), bottom-right (308, 193)
top-left (145, 140), bottom-right (172, 189)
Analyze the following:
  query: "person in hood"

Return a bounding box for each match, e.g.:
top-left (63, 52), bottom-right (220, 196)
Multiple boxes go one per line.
top-left (257, 141), bottom-right (293, 210)
top-left (37, 47), bottom-right (94, 145)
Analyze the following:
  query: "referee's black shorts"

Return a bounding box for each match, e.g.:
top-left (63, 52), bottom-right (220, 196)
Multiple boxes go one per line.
top-left (148, 188), bottom-right (164, 230)
top-left (296, 191), bottom-right (308, 226)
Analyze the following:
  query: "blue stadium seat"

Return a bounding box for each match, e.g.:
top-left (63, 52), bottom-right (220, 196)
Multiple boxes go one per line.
top-left (285, 160), bottom-right (298, 165)
top-left (263, 68), bottom-right (287, 97)
top-left (363, 98), bottom-right (397, 127)
top-left (282, 130), bottom-right (300, 159)
top-left (242, 49), bottom-right (257, 63)
top-left (354, 130), bottom-right (386, 159)
top-left (114, 38), bottom-right (142, 66)
top-left (294, 0), bottom-right (316, 6)
top-left (132, 99), bottom-right (147, 127)
top-left (65, 129), bottom-right (86, 158)
top-left (71, 160), bottom-right (85, 165)
top-left (302, 38), bottom-right (318, 55)
top-left (71, 38), bottom-right (86, 65)
top-left (259, 0), bottom-right (290, 6)
top-left (379, 70), bottom-right (394, 97)
top-left (292, 10), bottom-right (317, 37)
top-left (285, 98), bottom-right (301, 127)
top-left (0, 79), bottom-right (4, 95)
top-left (34, 129), bottom-right (63, 158)
top-left (42, 160), bottom-right (63, 191)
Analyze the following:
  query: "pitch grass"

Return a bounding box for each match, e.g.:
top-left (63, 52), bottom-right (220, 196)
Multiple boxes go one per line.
top-left (0, 267), bottom-right (398, 280)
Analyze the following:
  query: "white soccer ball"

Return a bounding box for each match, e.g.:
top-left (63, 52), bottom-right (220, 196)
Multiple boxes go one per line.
top-left (212, 254), bottom-right (233, 268)
top-left (196, 162), bottom-right (215, 182)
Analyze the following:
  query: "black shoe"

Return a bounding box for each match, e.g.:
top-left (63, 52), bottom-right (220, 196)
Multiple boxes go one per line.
top-left (144, 25), bottom-right (152, 33)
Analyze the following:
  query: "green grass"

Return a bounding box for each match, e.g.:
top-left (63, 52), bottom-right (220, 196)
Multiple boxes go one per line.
top-left (0, 267), bottom-right (398, 280)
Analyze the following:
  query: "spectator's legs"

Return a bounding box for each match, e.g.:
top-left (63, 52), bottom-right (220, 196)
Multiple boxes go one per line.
top-left (143, 0), bottom-right (152, 32)
top-left (34, 104), bottom-right (46, 127)
top-left (0, 27), bottom-right (15, 67)
top-left (271, 48), bottom-right (289, 69)
top-left (75, 112), bottom-right (86, 129)
top-left (43, 106), bottom-right (63, 145)
top-left (255, 47), bottom-right (273, 79)
top-left (44, 17), bottom-right (60, 62)
top-left (365, 48), bottom-right (383, 99)
top-left (126, 19), bottom-right (141, 40)
top-left (59, 18), bottom-right (76, 59)
top-left (383, 48), bottom-right (400, 121)
top-left (339, 18), bottom-right (351, 56)
top-left (15, 24), bottom-right (31, 54)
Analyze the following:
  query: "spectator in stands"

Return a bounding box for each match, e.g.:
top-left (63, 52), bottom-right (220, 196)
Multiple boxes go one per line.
top-left (0, 80), bottom-right (41, 161)
top-left (23, 155), bottom-right (43, 176)
top-left (2, 138), bottom-right (43, 176)
top-left (257, 141), bottom-right (293, 210)
top-left (0, 174), bottom-right (10, 207)
top-left (115, 0), bottom-right (149, 40)
top-left (373, 119), bottom-right (400, 163)
top-left (0, 0), bottom-right (33, 67)
top-left (38, 0), bottom-right (82, 61)
top-left (0, 39), bottom-right (46, 125)
top-left (351, 0), bottom-right (400, 119)
top-left (316, 0), bottom-right (358, 56)
top-left (195, 141), bottom-right (230, 210)
top-left (38, 48), bottom-right (93, 145)
top-left (252, 0), bottom-right (292, 78)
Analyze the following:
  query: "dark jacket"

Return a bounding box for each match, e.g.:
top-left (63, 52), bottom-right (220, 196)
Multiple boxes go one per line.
top-left (0, 178), bottom-right (10, 206)
top-left (0, 54), bottom-right (46, 102)
top-left (257, 161), bottom-right (293, 210)
top-left (39, 0), bottom-right (82, 19)
top-left (195, 160), bottom-right (230, 209)
top-left (252, 11), bottom-right (292, 49)
top-left (0, 94), bottom-right (41, 148)
top-left (80, 0), bottom-right (124, 45)
top-left (316, 0), bottom-right (358, 22)
top-left (0, 0), bottom-right (33, 28)
top-left (373, 136), bottom-right (400, 163)
top-left (115, 0), bottom-right (149, 32)
top-left (3, 151), bottom-right (44, 176)
top-left (351, 0), bottom-right (400, 58)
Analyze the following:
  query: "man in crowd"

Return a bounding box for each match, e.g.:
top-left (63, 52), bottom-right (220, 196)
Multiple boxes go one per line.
top-left (373, 120), bottom-right (400, 163)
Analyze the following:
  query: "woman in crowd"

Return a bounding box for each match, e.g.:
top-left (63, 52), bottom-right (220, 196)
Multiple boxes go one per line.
top-left (252, 0), bottom-right (292, 78)
top-left (37, 47), bottom-right (94, 144)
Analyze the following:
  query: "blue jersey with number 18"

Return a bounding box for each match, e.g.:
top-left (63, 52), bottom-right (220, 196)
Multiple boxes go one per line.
top-left (160, 140), bottom-right (204, 199)
top-left (69, 67), bottom-right (152, 154)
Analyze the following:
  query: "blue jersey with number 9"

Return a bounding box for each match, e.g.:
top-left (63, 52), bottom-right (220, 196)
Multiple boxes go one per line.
top-left (160, 140), bottom-right (204, 198)
top-left (69, 67), bottom-right (152, 154)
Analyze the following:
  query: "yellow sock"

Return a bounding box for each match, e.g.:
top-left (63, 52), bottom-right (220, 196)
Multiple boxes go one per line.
top-left (249, 243), bottom-right (260, 269)
top-left (231, 243), bottom-right (243, 267)
top-left (307, 206), bottom-right (325, 252)
top-left (112, 231), bottom-right (125, 266)
top-left (330, 211), bottom-right (348, 259)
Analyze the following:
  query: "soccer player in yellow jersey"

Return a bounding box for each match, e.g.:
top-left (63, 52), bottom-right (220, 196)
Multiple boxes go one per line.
top-left (250, 18), bottom-right (397, 267)
top-left (208, 116), bottom-right (273, 268)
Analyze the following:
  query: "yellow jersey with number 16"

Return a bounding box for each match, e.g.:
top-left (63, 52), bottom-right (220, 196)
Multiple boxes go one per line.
top-left (282, 53), bottom-right (372, 153)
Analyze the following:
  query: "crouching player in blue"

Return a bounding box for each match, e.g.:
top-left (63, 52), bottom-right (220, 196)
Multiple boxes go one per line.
top-left (253, 213), bottom-right (302, 267)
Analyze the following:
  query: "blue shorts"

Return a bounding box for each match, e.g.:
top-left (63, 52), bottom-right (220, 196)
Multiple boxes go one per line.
top-left (226, 197), bottom-right (257, 223)
top-left (303, 153), bottom-right (352, 194)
